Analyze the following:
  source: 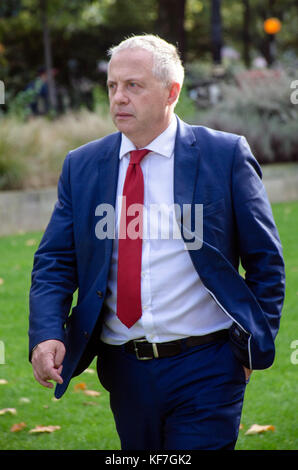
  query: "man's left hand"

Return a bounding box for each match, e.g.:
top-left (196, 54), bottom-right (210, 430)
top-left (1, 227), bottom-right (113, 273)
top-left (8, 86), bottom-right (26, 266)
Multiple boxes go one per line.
top-left (243, 366), bottom-right (253, 383)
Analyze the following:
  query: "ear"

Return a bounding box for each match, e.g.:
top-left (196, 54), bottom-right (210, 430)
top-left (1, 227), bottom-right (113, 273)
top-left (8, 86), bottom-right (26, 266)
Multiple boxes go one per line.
top-left (167, 82), bottom-right (181, 106)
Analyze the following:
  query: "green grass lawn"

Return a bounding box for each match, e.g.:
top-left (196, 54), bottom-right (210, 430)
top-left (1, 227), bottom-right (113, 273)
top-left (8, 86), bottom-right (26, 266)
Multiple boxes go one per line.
top-left (0, 201), bottom-right (297, 450)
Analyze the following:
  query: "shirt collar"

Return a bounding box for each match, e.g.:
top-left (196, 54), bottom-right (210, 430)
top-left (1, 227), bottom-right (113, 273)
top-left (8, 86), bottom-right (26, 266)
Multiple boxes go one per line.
top-left (119, 115), bottom-right (177, 160)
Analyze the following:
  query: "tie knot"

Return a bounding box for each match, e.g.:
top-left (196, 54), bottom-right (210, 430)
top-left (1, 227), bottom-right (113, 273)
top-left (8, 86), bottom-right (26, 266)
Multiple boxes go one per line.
top-left (130, 149), bottom-right (150, 165)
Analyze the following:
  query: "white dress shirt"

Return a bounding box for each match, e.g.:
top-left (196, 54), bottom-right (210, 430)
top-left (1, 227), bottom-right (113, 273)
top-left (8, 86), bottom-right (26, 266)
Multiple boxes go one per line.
top-left (100, 116), bottom-right (232, 345)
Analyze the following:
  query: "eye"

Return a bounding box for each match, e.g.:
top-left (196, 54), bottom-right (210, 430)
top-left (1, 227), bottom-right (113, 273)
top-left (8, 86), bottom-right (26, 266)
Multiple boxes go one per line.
top-left (107, 82), bottom-right (116, 91)
top-left (128, 82), bottom-right (138, 89)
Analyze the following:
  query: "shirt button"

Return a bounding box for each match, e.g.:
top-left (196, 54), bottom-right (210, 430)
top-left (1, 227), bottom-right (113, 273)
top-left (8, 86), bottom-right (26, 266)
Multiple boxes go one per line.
top-left (143, 305), bottom-right (148, 310)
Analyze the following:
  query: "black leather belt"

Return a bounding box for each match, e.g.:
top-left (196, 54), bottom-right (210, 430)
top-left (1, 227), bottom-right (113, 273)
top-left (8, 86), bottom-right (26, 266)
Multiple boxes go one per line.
top-left (124, 329), bottom-right (229, 360)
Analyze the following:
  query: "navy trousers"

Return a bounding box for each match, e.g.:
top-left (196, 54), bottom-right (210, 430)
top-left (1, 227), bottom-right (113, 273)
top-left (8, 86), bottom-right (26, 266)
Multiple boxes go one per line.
top-left (97, 338), bottom-right (247, 450)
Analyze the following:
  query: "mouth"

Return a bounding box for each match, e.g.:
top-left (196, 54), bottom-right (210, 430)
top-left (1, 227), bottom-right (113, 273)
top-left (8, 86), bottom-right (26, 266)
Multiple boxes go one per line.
top-left (115, 112), bottom-right (134, 120)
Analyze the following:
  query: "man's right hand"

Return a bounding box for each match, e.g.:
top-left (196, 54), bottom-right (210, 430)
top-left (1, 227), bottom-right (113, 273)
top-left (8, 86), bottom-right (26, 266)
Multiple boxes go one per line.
top-left (31, 339), bottom-right (66, 389)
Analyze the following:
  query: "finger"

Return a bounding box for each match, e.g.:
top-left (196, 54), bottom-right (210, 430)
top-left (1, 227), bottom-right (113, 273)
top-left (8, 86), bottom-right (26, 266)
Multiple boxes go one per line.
top-left (45, 365), bottom-right (63, 384)
top-left (33, 359), bottom-right (63, 386)
top-left (54, 343), bottom-right (66, 368)
top-left (36, 366), bottom-right (62, 386)
top-left (33, 369), bottom-right (54, 389)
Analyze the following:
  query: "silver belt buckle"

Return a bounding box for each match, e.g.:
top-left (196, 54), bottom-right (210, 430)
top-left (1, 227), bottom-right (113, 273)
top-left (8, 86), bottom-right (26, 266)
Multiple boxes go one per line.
top-left (133, 338), bottom-right (159, 360)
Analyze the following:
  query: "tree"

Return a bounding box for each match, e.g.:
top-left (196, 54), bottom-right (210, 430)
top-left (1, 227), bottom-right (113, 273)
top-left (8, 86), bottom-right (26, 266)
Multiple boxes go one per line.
top-left (0, 0), bottom-right (21, 18)
top-left (242, 0), bottom-right (251, 68)
top-left (39, 0), bottom-right (57, 111)
top-left (210, 0), bottom-right (222, 64)
top-left (156, 0), bottom-right (187, 62)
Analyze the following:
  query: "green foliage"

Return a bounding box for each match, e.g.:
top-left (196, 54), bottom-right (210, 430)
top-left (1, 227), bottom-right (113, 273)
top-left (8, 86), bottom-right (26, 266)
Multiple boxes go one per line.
top-left (175, 83), bottom-right (197, 121)
top-left (92, 84), bottom-right (109, 114)
top-left (1, 0), bottom-right (298, 116)
top-left (7, 87), bottom-right (37, 121)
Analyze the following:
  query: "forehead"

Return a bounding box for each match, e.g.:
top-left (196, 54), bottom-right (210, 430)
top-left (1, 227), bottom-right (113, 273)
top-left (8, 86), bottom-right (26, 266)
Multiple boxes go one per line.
top-left (108, 48), bottom-right (154, 79)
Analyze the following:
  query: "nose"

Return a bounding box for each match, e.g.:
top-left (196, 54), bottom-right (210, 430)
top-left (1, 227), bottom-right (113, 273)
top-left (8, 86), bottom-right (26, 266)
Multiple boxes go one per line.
top-left (112, 85), bottom-right (129, 105)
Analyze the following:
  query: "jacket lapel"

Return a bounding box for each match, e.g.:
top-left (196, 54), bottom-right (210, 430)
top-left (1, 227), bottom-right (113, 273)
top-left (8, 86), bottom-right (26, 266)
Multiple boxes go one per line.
top-left (98, 132), bottom-right (121, 208)
top-left (174, 117), bottom-right (201, 211)
top-left (93, 132), bottom-right (121, 279)
top-left (173, 117), bottom-right (202, 245)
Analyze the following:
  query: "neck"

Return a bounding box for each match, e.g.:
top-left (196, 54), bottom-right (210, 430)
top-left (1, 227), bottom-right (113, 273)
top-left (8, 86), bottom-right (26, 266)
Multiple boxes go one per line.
top-left (131, 113), bottom-right (174, 149)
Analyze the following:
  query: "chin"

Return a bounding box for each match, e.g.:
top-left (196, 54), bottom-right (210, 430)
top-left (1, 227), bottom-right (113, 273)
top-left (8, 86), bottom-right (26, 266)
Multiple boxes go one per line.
top-left (114, 120), bottom-right (135, 136)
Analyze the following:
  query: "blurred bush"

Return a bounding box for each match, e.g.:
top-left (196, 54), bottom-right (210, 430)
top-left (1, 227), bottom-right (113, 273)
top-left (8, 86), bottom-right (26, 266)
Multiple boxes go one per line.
top-left (7, 87), bottom-right (39, 121)
top-left (195, 69), bottom-right (298, 164)
top-left (0, 110), bottom-right (115, 190)
top-left (0, 138), bottom-right (24, 190)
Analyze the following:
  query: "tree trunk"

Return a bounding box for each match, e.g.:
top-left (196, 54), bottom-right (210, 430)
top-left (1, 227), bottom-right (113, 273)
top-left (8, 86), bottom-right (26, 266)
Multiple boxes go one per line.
top-left (156, 0), bottom-right (187, 62)
top-left (266, 0), bottom-right (277, 67)
top-left (40, 0), bottom-right (57, 112)
top-left (242, 0), bottom-right (251, 68)
top-left (211, 0), bottom-right (222, 65)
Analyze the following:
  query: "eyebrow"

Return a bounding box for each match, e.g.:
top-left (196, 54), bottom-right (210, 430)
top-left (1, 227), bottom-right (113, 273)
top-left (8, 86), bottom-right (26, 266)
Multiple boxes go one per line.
top-left (107, 77), bottom-right (144, 85)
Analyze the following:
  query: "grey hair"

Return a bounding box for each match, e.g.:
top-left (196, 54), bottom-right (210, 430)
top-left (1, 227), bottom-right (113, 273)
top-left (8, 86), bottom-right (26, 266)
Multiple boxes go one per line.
top-left (107, 34), bottom-right (184, 88)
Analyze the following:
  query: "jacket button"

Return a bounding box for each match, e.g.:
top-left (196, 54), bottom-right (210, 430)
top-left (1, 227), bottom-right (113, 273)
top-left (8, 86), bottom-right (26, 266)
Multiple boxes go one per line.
top-left (96, 290), bottom-right (103, 298)
top-left (84, 331), bottom-right (89, 339)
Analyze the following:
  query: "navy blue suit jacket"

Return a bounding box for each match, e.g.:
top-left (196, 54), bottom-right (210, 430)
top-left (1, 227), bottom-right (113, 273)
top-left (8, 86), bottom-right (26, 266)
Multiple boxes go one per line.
top-left (29, 117), bottom-right (285, 398)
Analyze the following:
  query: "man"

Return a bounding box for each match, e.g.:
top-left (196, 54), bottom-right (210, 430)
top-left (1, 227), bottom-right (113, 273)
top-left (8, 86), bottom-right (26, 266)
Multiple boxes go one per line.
top-left (26, 67), bottom-right (50, 116)
top-left (29, 35), bottom-right (285, 450)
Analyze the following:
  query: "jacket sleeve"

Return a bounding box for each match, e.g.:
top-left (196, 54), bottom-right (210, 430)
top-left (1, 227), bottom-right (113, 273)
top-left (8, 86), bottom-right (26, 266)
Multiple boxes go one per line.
top-left (232, 136), bottom-right (286, 340)
top-left (28, 152), bottom-right (78, 358)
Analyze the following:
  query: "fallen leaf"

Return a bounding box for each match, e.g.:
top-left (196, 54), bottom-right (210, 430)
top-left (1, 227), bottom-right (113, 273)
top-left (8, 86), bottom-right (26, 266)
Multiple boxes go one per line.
top-left (0, 379), bottom-right (8, 385)
top-left (74, 382), bottom-right (87, 391)
top-left (29, 425), bottom-right (61, 434)
top-left (239, 423), bottom-right (244, 430)
top-left (83, 390), bottom-right (101, 397)
top-left (83, 401), bottom-right (99, 406)
top-left (25, 239), bottom-right (37, 246)
top-left (19, 397), bottom-right (31, 404)
top-left (10, 422), bottom-right (26, 432)
top-left (245, 424), bottom-right (275, 435)
top-left (83, 368), bottom-right (95, 374)
top-left (0, 408), bottom-right (17, 416)
top-left (0, 278), bottom-right (4, 285)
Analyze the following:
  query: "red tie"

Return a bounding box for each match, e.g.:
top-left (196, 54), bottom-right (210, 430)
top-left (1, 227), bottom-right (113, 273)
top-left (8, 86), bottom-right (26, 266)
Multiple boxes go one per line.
top-left (117, 149), bottom-right (150, 328)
